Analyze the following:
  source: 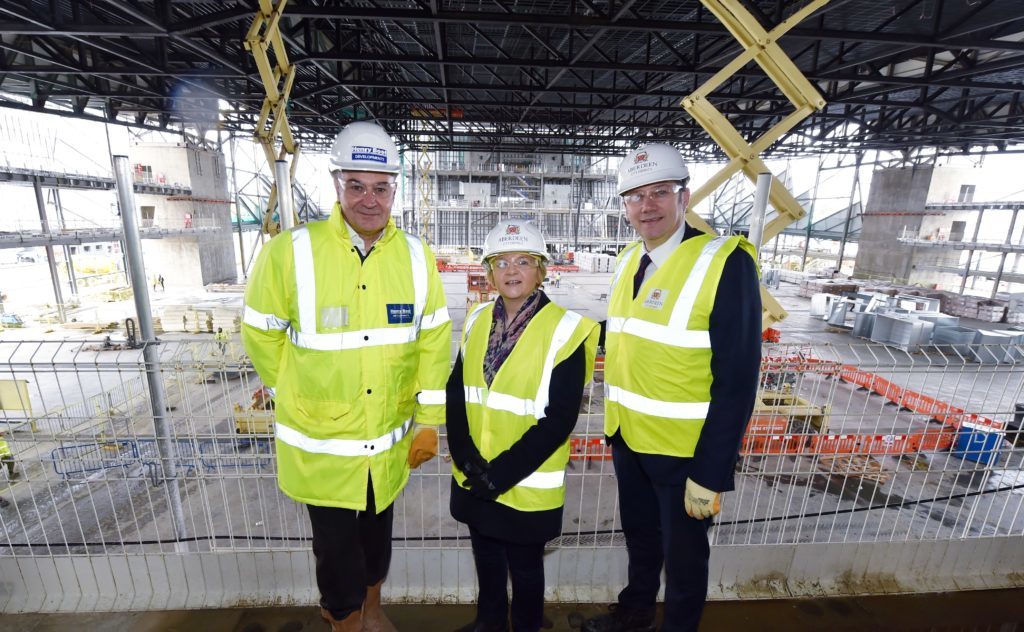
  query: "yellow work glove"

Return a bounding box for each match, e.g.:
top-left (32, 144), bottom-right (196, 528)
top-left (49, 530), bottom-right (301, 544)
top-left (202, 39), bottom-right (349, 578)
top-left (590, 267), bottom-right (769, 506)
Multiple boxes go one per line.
top-left (407, 424), bottom-right (438, 468)
top-left (684, 478), bottom-right (721, 520)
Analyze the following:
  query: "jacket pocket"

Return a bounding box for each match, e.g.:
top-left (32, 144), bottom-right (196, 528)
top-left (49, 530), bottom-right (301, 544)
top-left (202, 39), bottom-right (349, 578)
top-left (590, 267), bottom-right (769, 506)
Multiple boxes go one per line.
top-left (293, 394), bottom-right (352, 424)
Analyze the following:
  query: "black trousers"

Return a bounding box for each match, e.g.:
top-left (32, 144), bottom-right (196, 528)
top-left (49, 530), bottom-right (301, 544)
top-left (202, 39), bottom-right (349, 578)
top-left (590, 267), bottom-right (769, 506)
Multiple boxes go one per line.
top-left (307, 483), bottom-right (394, 620)
top-left (469, 526), bottom-right (545, 632)
top-left (611, 437), bottom-right (712, 632)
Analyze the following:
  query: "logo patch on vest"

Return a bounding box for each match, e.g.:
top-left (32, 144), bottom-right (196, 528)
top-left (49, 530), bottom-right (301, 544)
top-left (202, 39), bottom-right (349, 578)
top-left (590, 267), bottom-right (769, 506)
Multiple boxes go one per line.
top-left (643, 288), bottom-right (668, 310)
top-left (387, 303), bottom-right (414, 324)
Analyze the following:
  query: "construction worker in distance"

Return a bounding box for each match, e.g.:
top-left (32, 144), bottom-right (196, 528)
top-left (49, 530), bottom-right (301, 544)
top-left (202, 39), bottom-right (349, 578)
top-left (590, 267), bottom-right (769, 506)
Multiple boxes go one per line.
top-left (241, 121), bottom-right (451, 632)
top-left (214, 327), bottom-right (229, 355)
top-left (448, 219), bottom-right (598, 632)
top-left (0, 430), bottom-right (16, 480)
top-left (582, 144), bottom-right (761, 632)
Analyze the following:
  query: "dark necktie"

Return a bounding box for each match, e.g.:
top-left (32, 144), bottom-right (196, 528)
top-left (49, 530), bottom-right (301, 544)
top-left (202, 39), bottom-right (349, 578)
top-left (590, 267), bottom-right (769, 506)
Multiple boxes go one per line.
top-left (632, 253), bottom-right (652, 299)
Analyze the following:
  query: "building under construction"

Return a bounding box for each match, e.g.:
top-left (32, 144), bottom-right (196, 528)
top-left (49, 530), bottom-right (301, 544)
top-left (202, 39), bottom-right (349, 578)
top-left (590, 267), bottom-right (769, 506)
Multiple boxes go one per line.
top-left (0, 1), bottom-right (1023, 630)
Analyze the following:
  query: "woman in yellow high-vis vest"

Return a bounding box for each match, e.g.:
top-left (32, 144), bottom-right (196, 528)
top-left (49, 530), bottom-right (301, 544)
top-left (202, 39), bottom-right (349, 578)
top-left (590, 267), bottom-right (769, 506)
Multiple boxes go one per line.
top-left (447, 219), bottom-right (598, 632)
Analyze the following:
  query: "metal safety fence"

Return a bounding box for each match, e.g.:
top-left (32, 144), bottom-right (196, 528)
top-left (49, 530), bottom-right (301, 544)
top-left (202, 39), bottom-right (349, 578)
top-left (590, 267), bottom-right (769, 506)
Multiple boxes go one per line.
top-left (0, 339), bottom-right (1022, 611)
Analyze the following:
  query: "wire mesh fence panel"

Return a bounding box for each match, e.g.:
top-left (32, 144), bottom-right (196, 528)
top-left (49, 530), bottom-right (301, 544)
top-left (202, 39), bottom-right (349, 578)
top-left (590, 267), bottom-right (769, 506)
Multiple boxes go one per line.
top-left (1, 339), bottom-right (1023, 608)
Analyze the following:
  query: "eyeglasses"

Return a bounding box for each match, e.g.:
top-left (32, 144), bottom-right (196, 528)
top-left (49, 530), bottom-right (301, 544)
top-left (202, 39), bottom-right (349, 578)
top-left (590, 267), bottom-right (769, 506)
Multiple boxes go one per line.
top-left (342, 180), bottom-right (397, 201)
top-left (486, 256), bottom-right (541, 271)
top-left (622, 184), bottom-right (683, 206)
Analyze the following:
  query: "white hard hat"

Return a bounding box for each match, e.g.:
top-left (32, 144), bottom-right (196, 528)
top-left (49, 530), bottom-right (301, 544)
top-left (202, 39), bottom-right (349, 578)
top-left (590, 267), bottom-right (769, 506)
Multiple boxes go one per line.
top-left (482, 219), bottom-right (548, 263)
top-left (329, 121), bottom-right (400, 174)
top-left (617, 143), bottom-right (690, 195)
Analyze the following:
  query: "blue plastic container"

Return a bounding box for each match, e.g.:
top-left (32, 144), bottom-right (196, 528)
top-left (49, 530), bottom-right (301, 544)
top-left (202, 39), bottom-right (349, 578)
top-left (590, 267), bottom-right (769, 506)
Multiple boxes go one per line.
top-left (953, 422), bottom-right (1005, 465)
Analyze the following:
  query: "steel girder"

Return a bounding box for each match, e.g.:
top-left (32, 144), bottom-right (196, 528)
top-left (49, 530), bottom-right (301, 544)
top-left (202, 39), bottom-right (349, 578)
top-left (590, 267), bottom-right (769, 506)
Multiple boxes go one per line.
top-left (0, 1), bottom-right (1022, 156)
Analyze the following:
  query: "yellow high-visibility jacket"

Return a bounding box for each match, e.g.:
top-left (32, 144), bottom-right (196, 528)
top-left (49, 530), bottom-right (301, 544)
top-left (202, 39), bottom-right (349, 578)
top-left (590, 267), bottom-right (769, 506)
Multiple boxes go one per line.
top-left (605, 233), bottom-right (757, 457)
top-left (242, 205), bottom-right (451, 511)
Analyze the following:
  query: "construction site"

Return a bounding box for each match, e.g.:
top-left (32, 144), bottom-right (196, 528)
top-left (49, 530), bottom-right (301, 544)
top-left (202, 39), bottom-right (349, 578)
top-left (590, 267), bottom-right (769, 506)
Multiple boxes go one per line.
top-left (1, 1), bottom-right (1024, 631)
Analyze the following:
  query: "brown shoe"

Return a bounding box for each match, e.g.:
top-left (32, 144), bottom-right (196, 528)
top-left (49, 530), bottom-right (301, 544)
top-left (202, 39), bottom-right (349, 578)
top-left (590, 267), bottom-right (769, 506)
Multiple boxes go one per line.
top-left (320, 606), bottom-right (362, 632)
top-left (362, 580), bottom-right (398, 632)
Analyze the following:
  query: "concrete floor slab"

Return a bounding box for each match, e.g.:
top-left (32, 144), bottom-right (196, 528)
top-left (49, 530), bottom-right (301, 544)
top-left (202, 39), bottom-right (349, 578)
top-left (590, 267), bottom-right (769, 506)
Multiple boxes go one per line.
top-left (1, 589), bottom-right (1023, 631)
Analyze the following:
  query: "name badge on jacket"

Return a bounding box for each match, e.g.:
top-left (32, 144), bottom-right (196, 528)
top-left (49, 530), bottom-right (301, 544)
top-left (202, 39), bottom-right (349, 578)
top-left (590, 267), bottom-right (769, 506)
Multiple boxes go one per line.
top-left (387, 303), bottom-right (414, 324)
top-left (643, 288), bottom-right (668, 310)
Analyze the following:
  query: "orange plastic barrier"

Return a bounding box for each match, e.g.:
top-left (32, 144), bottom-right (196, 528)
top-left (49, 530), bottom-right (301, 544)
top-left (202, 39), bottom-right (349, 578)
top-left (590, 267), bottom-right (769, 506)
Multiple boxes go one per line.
top-left (568, 437), bottom-right (612, 462)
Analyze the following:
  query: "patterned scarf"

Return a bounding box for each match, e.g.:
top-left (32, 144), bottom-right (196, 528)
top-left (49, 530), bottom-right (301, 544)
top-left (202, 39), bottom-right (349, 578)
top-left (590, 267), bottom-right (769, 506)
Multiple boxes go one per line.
top-left (483, 289), bottom-right (542, 386)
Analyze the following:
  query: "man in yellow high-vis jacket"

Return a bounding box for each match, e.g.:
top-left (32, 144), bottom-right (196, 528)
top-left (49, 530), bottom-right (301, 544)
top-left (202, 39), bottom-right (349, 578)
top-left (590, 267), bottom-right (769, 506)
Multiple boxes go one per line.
top-left (584, 144), bottom-right (762, 632)
top-left (242, 121), bottom-right (451, 632)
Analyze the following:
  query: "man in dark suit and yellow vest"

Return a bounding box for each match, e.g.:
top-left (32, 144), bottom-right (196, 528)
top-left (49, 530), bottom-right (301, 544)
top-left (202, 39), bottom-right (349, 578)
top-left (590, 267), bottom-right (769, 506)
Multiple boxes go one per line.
top-left (584, 144), bottom-right (762, 632)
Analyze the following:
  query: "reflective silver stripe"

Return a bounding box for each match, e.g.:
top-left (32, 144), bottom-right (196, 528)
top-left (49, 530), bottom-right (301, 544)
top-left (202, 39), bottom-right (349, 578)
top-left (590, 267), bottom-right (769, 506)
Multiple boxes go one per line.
top-left (464, 385), bottom-right (484, 405)
top-left (421, 306), bottom-right (450, 330)
top-left (516, 470), bottom-right (565, 489)
top-left (461, 301), bottom-right (492, 354)
top-left (668, 236), bottom-right (731, 330)
top-left (290, 326), bottom-right (417, 351)
top-left (242, 305), bottom-right (290, 331)
top-left (417, 389), bottom-right (446, 405)
top-left (610, 243), bottom-right (641, 296)
top-left (605, 384), bottom-right (710, 419)
top-left (292, 227), bottom-right (316, 335)
top-left (275, 417), bottom-right (412, 457)
top-left (464, 309), bottom-right (583, 419)
top-left (532, 311), bottom-right (583, 419)
top-left (464, 386), bottom-right (536, 417)
top-left (403, 233), bottom-right (428, 329)
top-left (606, 316), bottom-right (711, 349)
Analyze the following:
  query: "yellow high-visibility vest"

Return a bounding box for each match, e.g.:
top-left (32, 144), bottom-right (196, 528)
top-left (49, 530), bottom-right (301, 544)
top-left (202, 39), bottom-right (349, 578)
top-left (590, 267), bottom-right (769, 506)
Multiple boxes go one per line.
top-left (454, 301), bottom-right (598, 511)
top-left (604, 233), bottom-right (756, 457)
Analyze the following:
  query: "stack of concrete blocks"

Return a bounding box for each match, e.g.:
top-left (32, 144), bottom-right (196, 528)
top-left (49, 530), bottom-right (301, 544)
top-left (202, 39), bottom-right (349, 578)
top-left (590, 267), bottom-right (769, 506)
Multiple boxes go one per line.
top-left (977, 301), bottom-right (1007, 323)
top-left (1005, 294), bottom-right (1024, 325)
top-left (161, 305), bottom-right (189, 332)
top-left (573, 252), bottom-right (615, 273)
top-left (212, 307), bottom-right (242, 333)
top-left (945, 294), bottom-right (982, 319)
top-left (799, 278), bottom-right (859, 298)
top-left (184, 309), bottom-right (214, 333)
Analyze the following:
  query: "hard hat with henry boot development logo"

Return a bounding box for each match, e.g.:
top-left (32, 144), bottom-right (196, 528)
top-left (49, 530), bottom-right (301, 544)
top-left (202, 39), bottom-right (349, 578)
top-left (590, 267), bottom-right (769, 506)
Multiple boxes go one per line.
top-left (617, 143), bottom-right (690, 195)
top-left (482, 219), bottom-right (548, 262)
top-left (329, 121), bottom-right (400, 174)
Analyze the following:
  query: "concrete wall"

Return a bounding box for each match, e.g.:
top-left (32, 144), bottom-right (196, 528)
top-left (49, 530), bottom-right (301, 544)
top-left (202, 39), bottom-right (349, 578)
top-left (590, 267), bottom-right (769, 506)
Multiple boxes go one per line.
top-left (132, 143), bottom-right (236, 287)
top-left (853, 166), bottom-right (933, 281)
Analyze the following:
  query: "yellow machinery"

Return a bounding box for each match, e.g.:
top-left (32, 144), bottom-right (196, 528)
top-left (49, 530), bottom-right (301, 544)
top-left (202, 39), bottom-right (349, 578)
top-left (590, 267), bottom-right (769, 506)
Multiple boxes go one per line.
top-left (0, 379), bottom-right (33, 432)
top-left (244, 0), bottom-right (300, 236)
top-left (233, 387), bottom-right (275, 435)
top-left (683, 0), bottom-right (830, 329)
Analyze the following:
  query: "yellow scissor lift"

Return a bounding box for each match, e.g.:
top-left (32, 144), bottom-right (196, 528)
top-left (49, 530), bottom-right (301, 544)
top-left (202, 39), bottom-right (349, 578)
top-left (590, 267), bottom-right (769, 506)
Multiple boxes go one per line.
top-left (244, 0), bottom-right (300, 237)
top-left (683, 0), bottom-right (830, 330)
